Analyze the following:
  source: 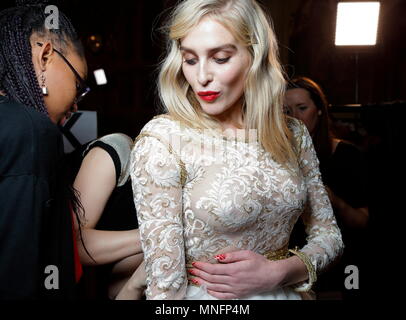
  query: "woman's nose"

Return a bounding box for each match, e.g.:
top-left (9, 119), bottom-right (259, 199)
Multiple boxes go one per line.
top-left (197, 62), bottom-right (213, 86)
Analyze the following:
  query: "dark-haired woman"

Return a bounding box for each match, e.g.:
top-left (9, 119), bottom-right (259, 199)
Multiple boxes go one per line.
top-left (284, 76), bottom-right (369, 299)
top-left (0, 1), bottom-right (88, 299)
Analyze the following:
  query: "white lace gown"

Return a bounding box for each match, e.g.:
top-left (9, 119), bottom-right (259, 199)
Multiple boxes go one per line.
top-left (130, 114), bottom-right (344, 300)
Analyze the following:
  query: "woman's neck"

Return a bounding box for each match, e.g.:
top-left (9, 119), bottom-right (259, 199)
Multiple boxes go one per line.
top-left (214, 103), bottom-right (245, 131)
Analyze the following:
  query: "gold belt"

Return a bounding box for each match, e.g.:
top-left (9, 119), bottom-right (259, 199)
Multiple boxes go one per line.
top-left (186, 246), bottom-right (289, 270)
top-left (263, 246), bottom-right (290, 261)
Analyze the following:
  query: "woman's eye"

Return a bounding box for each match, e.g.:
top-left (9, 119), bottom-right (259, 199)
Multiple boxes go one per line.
top-left (299, 106), bottom-right (308, 111)
top-left (214, 57), bottom-right (230, 64)
top-left (184, 59), bottom-right (197, 65)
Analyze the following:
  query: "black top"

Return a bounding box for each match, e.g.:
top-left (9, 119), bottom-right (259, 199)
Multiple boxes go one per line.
top-left (320, 141), bottom-right (368, 209)
top-left (290, 140), bottom-right (368, 297)
top-left (0, 96), bottom-right (76, 300)
top-left (66, 136), bottom-right (138, 232)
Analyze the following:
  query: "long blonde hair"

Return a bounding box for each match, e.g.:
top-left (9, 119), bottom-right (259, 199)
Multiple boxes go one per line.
top-left (158, 0), bottom-right (297, 167)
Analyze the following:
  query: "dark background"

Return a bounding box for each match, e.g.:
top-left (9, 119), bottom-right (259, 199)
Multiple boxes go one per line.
top-left (2, 0), bottom-right (405, 139)
top-left (1, 0), bottom-right (403, 300)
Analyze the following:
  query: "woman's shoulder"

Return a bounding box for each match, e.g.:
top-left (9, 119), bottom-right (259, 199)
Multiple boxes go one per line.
top-left (0, 99), bottom-right (59, 175)
top-left (83, 133), bottom-right (134, 186)
top-left (334, 139), bottom-right (363, 158)
top-left (286, 116), bottom-right (311, 150)
top-left (137, 113), bottom-right (184, 141)
top-left (0, 99), bottom-right (57, 145)
top-left (0, 99), bottom-right (48, 130)
top-left (286, 116), bottom-right (307, 137)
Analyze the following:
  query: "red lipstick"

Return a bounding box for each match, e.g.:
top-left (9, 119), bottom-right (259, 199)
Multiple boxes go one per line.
top-left (198, 91), bottom-right (220, 102)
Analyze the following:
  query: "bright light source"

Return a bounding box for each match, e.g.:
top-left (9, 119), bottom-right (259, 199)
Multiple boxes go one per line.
top-left (335, 2), bottom-right (380, 46)
top-left (94, 68), bottom-right (107, 85)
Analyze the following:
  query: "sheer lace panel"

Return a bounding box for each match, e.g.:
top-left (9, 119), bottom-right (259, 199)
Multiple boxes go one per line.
top-left (130, 115), bottom-right (344, 299)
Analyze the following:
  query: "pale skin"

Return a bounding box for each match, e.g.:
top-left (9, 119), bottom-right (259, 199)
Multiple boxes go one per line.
top-left (285, 88), bottom-right (369, 229)
top-left (119, 17), bottom-right (310, 300)
top-left (180, 17), bottom-right (249, 130)
top-left (73, 146), bottom-right (144, 299)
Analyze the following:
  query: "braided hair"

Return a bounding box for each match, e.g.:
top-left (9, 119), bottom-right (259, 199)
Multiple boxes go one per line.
top-left (0, 0), bottom-right (95, 263)
top-left (0, 0), bottom-right (84, 115)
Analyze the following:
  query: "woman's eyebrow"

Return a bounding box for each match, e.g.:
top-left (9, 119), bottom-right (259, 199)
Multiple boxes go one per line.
top-left (180, 44), bottom-right (237, 54)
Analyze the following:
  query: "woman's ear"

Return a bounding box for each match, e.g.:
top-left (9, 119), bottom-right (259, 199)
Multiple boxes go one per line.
top-left (31, 40), bottom-right (55, 72)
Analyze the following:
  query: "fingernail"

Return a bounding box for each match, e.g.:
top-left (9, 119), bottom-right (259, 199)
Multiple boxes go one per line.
top-left (192, 262), bottom-right (197, 267)
top-left (192, 279), bottom-right (199, 285)
top-left (215, 254), bottom-right (225, 260)
top-left (187, 269), bottom-right (195, 275)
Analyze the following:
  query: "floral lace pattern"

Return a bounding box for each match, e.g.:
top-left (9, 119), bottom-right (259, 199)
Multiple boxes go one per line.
top-left (130, 115), bottom-right (343, 300)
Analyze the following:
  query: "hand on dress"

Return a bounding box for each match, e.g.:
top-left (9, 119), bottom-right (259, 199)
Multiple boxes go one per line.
top-left (115, 260), bottom-right (147, 300)
top-left (188, 250), bottom-right (286, 299)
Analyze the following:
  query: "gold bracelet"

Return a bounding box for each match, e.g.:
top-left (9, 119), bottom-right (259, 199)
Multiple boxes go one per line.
top-left (288, 247), bottom-right (317, 292)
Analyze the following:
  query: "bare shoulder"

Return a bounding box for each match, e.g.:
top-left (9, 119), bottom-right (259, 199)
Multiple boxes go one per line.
top-left (82, 146), bottom-right (116, 176)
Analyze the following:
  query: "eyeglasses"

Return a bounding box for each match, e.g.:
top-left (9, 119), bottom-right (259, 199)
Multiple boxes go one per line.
top-left (37, 42), bottom-right (90, 103)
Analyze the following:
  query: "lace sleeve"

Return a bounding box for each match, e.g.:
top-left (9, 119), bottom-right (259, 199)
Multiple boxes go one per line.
top-left (294, 120), bottom-right (344, 289)
top-left (130, 133), bottom-right (187, 300)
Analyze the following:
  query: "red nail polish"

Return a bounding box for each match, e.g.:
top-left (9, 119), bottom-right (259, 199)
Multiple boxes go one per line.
top-left (192, 262), bottom-right (197, 267)
top-left (188, 269), bottom-right (195, 275)
top-left (192, 279), bottom-right (199, 285)
top-left (216, 254), bottom-right (225, 260)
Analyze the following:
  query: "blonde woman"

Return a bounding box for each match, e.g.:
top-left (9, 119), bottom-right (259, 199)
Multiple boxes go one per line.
top-left (129, 0), bottom-right (343, 300)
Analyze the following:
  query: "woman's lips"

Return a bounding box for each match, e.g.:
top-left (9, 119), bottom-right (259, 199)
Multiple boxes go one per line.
top-left (198, 91), bottom-right (220, 102)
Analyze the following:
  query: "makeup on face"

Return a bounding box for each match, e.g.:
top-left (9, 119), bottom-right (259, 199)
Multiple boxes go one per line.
top-left (197, 91), bottom-right (221, 102)
top-left (180, 17), bottom-right (251, 127)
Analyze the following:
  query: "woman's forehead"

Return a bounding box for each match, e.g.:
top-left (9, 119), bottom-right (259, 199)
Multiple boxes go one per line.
top-left (181, 17), bottom-right (238, 49)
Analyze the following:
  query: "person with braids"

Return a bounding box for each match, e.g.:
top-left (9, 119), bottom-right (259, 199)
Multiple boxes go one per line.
top-left (0, 0), bottom-right (89, 299)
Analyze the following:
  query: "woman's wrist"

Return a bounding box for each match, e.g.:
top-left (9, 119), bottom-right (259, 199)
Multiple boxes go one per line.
top-left (126, 229), bottom-right (142, 256)
top-left (274, 256), bottom-right (309, 288)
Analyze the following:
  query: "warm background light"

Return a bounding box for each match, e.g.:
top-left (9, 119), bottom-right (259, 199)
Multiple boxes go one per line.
top-left (335, 2), bottom-right (380, 46)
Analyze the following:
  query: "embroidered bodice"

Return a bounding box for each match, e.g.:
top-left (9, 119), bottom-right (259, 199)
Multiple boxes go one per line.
top-left (130, 115), bottom-right (343, 300)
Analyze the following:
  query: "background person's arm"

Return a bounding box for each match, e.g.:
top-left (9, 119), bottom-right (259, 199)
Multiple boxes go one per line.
top-left (73, 147), bottom-right (141, 265)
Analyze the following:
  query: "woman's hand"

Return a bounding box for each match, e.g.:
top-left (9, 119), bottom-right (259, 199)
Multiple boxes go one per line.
top-left (188, 250), bottom-right (288, 299)
top-left (115, 260), bottom-right (147, 300)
